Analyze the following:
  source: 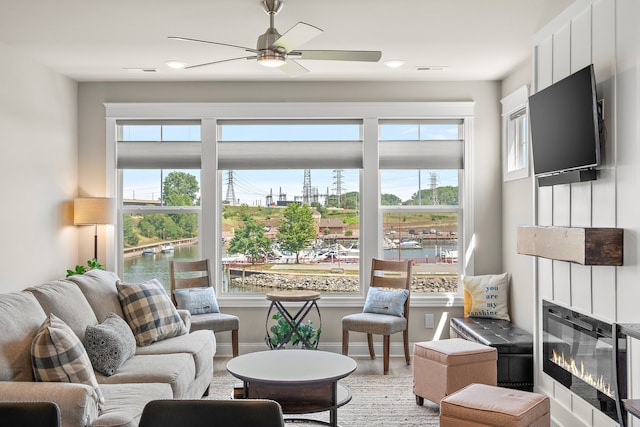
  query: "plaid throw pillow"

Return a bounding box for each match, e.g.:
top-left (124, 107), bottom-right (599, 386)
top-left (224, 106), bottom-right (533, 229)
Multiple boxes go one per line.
top-left (31, 313), bottom-right (105, 406)
top-left (116, 278), bottom-right (187, 346)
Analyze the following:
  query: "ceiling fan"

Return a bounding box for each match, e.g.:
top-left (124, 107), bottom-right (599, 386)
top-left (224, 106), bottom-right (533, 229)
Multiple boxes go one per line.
top-left (168, 0), bottom-right (382, 75)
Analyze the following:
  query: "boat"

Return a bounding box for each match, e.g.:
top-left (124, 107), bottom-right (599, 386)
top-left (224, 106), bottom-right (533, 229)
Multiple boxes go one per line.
top-left (160, 242), bottom-right (175, 253)
top-left (142, 247), bottom-right (156, 255)
top-left (399, 241), bottom-right (421, 249)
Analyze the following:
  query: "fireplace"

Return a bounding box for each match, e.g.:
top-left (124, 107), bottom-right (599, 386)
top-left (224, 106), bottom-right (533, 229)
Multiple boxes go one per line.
top-left (542, 300), bottom-right (625, 421)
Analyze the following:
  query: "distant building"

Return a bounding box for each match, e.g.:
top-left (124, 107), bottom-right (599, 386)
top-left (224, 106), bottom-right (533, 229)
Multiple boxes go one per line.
top-left (318, 218), bottom-right (346, 235)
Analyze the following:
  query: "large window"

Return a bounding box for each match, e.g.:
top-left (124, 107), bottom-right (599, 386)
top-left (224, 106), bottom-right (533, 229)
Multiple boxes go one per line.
top-left (107, 102), bottom-right (473, 302)
top-left (379, 121), bottom-right (463, 293)
top-left (117, 122), bottom-right (201, 290)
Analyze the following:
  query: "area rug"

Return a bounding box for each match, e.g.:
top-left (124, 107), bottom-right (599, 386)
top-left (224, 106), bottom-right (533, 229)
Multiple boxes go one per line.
top-left (207, 373), bottom-right (440, 426)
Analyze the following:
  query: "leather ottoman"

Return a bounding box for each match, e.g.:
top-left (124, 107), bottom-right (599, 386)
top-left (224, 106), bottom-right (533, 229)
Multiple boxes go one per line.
top-left (440, 383), bottom-right (550, 426)
top-left (413, 338), bottom-right (497, 405)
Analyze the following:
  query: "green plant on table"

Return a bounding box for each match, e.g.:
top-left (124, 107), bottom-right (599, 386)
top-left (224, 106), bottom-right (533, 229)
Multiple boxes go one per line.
top-left (66, 259), bottom-right (103, 277)
top-left (265, 312), bottom-right (321, 349)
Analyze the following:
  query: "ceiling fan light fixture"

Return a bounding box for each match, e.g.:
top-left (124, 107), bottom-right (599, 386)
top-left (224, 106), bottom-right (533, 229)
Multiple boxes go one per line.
top-left (258, 51), bottom-right (286, 67)
top-left (164, 60), bottom-right (187, 69)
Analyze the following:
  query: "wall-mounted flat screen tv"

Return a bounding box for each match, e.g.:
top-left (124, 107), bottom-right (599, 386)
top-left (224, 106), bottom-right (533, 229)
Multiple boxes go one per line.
top-left (528, 64), bottom-right (601, 177)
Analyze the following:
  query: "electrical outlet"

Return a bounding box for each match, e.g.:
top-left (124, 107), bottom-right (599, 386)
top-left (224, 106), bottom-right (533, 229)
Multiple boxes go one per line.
top-left (424, 313), bottom-right (435, 329)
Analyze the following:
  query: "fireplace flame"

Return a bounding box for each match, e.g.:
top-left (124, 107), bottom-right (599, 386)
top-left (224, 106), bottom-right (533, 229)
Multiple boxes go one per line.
top-left (551, 349), bottom-right (613, 398)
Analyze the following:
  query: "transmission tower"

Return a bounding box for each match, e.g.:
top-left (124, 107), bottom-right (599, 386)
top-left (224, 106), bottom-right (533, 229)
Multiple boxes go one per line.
top-left (225, 170), bottom-right (236, 205)
top-left (333, 169), bottom-right (344, 207)
top-left (429, 172), bottom-right (439, 205)
top-left (302, 169), bottom-right (312, 205)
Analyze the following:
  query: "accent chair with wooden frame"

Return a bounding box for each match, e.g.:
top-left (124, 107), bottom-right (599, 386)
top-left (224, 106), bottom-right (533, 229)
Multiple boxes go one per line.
top-left (169, 259), bottom-right (240, 357)
top-left (341, 258), bottom-right (413, 374)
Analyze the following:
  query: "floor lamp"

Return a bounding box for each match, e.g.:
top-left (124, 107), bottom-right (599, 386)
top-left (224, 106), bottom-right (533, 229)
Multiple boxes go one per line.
top-left (74, 197), bottom-right (116, 260)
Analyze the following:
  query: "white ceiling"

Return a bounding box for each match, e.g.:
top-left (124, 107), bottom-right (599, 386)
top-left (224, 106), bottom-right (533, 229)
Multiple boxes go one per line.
top-left (0, 0), bottom-right (574, 82)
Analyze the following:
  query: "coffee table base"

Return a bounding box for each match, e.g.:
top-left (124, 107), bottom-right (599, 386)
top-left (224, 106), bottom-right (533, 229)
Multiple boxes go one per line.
top-left (238, 383), bottom-right (350, 427)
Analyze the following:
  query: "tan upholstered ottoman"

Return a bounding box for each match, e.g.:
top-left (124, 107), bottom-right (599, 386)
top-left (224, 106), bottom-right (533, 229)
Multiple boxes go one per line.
top-left (413, 338), bottom-right (497, 405)
top-left (440, 383), bottom-right (550, 427)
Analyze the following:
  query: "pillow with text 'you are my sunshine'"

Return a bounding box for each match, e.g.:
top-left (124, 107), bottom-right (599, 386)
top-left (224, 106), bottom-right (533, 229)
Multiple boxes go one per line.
top-left (462, 272), bottom-right (510, 321)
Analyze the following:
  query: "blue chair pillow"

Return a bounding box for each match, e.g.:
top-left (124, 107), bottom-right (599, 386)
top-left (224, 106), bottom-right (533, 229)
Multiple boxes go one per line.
top-left (363, 287), bottom-right (410, 317)
top-left (173, 287), bottom-right (220, 315)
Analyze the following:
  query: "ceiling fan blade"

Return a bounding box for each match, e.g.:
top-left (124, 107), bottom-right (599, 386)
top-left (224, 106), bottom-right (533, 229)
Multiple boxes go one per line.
top-left (168, 36), bottom-right (260, 54)
top-left (278, 59), bottom-right (309, 76)
top-left (271, 22), bottom-right (322, 53)
top-left (185, 56), bottom-right (257, 69)
top-left (290, 50), bottom-right (382, 62)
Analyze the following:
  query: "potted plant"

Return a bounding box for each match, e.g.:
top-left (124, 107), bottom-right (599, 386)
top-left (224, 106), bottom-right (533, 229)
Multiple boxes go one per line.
top-left (265, 312), bottom-right (321, 349)
top-left (66, 258), bottom-right (103, 277)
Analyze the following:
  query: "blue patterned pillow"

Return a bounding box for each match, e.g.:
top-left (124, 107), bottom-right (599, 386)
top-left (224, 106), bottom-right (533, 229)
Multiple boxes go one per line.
top-left (173, 287), bottom-right (220, 314)
top-left (363, 287), bottom-right (410, 317)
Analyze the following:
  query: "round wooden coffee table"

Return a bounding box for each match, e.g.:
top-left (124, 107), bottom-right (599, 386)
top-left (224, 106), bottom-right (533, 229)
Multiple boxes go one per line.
top-left (227, 350), bottom-right (357, 427)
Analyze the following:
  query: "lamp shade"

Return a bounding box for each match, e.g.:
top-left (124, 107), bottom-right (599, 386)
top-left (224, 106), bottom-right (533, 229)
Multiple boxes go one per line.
top-left (74, 197), bottom-right (116, 225)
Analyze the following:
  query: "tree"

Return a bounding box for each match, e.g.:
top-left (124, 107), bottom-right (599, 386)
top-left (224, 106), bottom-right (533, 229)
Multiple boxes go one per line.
top-left (228, 216), bottom-right (272, 263)
top-left (411, 186), bottom-right (458, 206)
top-left (123, 214), bottom-right (139, 247)
top-left (381, 193), bottom-right (402, 206)
top-left (163, 171), bottom-right (199, 206)
top-left (278, 203), bottom-right (317, 263)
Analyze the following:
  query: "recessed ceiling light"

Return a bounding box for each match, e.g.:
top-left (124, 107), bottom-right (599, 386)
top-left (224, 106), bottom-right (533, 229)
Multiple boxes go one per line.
top-left (164, 60), bottom-right (187, 69)
top-left (416, 66), bottom-right (448, 71)
top-left (384, 60), bottom-right (405, 69)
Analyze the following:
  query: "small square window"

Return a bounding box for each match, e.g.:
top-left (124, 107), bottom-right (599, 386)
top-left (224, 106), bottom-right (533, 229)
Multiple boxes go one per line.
top-left (502, 86), bottom-right (530, 181)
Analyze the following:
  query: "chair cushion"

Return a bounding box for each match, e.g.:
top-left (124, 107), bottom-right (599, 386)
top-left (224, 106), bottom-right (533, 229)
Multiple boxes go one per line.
top-left (31, 313), bottom-right (105, 406)
top-left (173, 287), bottom-right (220, 314)
top-left (117, 279), bottom-right (187, 346)
top-left (84, 312), bottom-right (136, 376)
top-left (342, 312), bottom-right (407, 335)
top-left (363, 287), bottom-right (409, 317)
top-left (462, 272), bottom-right (510, 321)
top-left (189, 312), bottom-right (239, 333)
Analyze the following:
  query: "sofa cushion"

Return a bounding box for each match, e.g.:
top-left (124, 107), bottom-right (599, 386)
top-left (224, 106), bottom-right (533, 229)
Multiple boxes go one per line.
top-left (27, 280), bottom-right (98, 341)
top-left (94, 353), bottom-right (196, 399)
top-left (68, 269), bottom-right (124, 321)
top-left (135, 329), bottom-right (215, 382)
top-left (117, 279), bottom-right (187, 347)
top-left (0, 291), bottom-right (47, 381)
top-left (94, 383), bottom-right (173, 427)
top-left (31, 314), bottom-right (105, 406)
top-left (84, 313), bottom-right (136, 376)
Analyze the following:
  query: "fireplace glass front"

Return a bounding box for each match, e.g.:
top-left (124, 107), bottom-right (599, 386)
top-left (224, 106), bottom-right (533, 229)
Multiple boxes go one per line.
top-left (542, 300), bottom-right (623, 421)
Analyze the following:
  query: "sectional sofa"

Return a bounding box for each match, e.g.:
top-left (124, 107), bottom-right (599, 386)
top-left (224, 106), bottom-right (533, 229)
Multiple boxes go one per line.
top-left (0, 269), bottom-right (216, 427)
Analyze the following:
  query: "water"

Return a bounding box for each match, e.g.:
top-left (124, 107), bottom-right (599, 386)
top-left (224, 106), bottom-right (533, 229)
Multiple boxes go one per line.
top-left (122, 245), bottom-right (198, 290)
top-left (121, 243), bottom-right (457, 292)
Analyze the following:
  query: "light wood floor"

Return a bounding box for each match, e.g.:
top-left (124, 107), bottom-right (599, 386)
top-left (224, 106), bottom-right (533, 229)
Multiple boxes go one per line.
top-left (214, 355), bottom-right (413, 377)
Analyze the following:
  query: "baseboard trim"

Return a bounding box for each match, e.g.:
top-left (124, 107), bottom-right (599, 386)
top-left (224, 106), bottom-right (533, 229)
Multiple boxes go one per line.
top-left (215, 341), bottom-right (415, 358)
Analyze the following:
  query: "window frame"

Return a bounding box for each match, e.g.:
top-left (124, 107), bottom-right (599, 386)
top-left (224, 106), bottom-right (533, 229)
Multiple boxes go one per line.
top-left (106, 102), bottom-right (473, 308)
top-left (501, 86), bottom-right (530, 181)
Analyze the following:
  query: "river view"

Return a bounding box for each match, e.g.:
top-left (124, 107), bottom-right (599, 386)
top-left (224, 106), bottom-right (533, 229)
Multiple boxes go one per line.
top-left (121, 243), bottom-right (457, 293)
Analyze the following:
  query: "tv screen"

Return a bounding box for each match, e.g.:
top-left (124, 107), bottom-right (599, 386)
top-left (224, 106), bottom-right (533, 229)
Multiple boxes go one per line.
top-left (528, 64), bottom-right (601, 177)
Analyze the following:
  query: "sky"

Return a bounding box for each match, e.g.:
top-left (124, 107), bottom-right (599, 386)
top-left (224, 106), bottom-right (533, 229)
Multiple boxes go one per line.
top-left (123, 168), bottom-right (458, 206)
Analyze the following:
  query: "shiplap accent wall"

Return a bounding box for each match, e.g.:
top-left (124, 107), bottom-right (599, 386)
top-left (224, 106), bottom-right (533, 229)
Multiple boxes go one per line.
top-left (531, 0), bottom-right (640, 426)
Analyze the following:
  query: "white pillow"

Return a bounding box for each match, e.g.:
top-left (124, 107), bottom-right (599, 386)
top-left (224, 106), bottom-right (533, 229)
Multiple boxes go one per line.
top-left (462, 272), bottom-right (510, 321)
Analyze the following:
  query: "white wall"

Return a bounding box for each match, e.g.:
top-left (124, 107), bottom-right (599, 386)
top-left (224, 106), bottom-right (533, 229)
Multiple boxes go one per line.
top-left (0, 43), bottom-right (78, 292)
top-left (519, 0), bottom-right (640, 426)
top-left (77, 80), bottom-right (503, 352)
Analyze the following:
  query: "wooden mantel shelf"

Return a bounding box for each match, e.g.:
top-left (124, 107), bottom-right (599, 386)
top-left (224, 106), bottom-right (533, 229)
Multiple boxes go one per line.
top-left (517, 225), bottom-right (623, 266)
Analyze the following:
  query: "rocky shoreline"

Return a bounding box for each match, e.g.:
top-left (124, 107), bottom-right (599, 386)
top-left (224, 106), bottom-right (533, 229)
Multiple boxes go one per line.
top-left (230, 272), bottom-right (458, 293)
